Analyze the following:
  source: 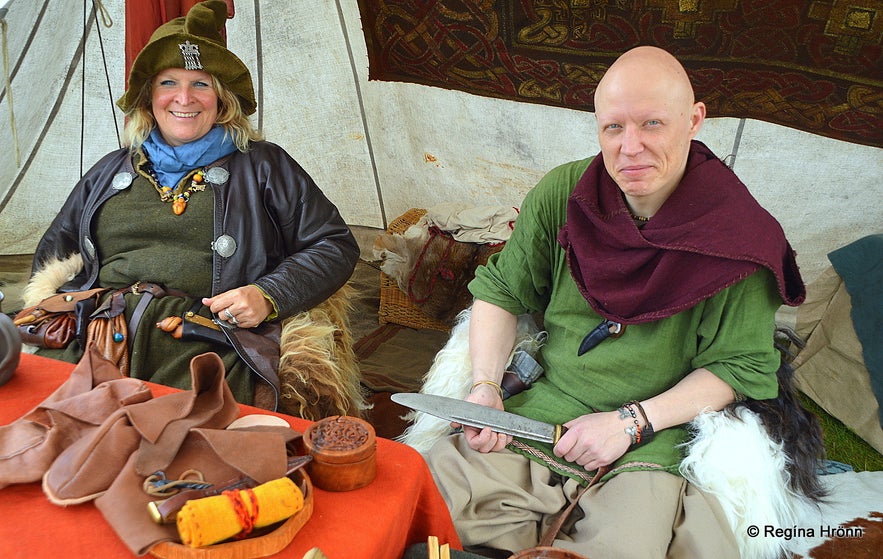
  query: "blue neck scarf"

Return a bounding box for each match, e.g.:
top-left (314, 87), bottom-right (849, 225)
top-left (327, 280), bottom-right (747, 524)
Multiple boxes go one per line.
top-left (142, 125), bottom-right (237, 188)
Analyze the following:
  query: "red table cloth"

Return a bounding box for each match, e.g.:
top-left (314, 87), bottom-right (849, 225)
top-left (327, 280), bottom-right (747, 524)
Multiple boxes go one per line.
top-left (0, 353), bottom-right (461, 558)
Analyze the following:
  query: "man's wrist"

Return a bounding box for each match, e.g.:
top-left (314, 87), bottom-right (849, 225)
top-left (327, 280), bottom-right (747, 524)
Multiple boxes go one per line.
top-left (470, 380), bottom-right (503, 400)
top-left (619, 400), bottom-right (655, 447)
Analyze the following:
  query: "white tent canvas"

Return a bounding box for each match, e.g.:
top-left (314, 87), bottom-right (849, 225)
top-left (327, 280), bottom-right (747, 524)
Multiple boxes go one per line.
top-left (1, 0), bottom-right (881, 297)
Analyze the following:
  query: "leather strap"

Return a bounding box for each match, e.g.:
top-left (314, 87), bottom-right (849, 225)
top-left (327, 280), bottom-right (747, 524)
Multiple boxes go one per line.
top-left (500, 371), bottom-right (528, 399)
top-left (539, 465), bottom-right (610, 547)
top-left (128, 292), bottom-right (156, 342)
top-left (125, 281), bottom-right (190, 345)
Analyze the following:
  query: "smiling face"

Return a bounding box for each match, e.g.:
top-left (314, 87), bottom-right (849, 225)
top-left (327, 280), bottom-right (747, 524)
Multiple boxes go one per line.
top-left (150, 68), bottom-right (219, 146)
top-left (594, 47), bottom-right (705, 215)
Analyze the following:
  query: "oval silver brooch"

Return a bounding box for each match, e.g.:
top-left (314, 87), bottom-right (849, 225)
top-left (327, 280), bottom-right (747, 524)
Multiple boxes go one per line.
top-left (212, 234), bottom-right (237, 258)
top-left (111, 172), bottom-right (134, 190)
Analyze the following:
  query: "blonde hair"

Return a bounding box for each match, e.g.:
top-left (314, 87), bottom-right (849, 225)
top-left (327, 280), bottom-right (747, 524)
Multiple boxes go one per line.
top-left (121, 75), bottom-right (263, 153)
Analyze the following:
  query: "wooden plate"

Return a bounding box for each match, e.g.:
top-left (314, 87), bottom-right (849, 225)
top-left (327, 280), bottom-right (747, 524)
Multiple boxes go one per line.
top-left (149, 470), bottom-right (313, 559)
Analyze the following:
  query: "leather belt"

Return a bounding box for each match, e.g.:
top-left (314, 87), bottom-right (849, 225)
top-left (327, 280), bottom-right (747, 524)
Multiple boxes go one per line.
top-left (86, 282), bottom-right (191, 348)
top-left (128, 283), bottom-right (166, 337)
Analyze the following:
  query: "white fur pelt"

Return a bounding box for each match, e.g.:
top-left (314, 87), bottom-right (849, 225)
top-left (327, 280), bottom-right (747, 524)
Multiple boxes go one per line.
top-left (396, 306), bottom-right (545, 453)
top-left (397, 307), bottom-right (818, 559)
top-left (372, 216), bottom-right (431, 291)
top-left (680, 407), bottom-right (816, 559)
top-left (17, 253), bottom-right (84, 354)
top-left (21, 253), bottom-right (84, 307)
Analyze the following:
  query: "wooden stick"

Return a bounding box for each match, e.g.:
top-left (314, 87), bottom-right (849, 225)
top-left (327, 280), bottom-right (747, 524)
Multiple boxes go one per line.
top-left (440, 543), bottom-right (450, 559)
top-left (427, 536), bottom-right (439, 559)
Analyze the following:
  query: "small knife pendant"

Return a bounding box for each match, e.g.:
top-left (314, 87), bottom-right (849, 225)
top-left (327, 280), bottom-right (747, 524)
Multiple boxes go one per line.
top-left (577, 319), bottom-right (624, 356)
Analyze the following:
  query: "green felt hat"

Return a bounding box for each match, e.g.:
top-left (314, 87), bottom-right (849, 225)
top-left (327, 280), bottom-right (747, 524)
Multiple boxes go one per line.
top-left (117, 0), bottom-right (256, 115)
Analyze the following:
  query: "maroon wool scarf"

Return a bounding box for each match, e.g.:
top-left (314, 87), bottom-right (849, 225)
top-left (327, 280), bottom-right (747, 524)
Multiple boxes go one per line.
top-left (557, 141), bottom-right (805, 325)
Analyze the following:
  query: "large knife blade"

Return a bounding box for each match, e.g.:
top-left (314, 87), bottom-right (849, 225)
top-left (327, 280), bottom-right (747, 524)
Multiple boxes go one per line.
top-left (391, 392), bottom-right (566, 444)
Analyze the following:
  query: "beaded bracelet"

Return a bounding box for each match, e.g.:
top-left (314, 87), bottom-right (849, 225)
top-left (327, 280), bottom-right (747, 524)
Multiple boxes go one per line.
top-left (619, 404), bottom-right (641, 446)
top-left (621, 401), bottom-right (655, 446)
top-left (625, 424), bottom-right (641, 445)
top-left (629, 400), bottom-right (655, 443)
top-left (471, 380), bottom-right (504, 400)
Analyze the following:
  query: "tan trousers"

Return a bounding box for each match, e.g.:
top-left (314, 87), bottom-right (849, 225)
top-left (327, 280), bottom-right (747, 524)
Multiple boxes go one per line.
top-left (426, 434), bottom-right (739, 559)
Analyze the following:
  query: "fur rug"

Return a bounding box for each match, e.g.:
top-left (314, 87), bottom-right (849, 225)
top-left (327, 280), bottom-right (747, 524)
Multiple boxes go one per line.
top-left (373, 216), bottom-right (430, 290)
top-left (277, 283), bottom-right (367, 420)
top-left (680, 407), bottom-right (816, 559)
top-left (397, 305), bottom-right (820, 559)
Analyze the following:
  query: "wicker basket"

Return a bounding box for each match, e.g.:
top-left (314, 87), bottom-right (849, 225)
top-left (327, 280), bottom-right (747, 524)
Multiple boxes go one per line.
top-left (378, 208), bottom-right (452, 332)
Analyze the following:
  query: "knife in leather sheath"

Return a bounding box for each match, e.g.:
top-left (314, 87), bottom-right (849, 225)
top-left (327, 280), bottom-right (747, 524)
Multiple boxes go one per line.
top-left (391, 392), bottom-right (567, 444)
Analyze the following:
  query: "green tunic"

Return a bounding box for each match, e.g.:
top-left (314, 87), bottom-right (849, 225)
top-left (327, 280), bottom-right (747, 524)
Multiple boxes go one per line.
top-left (469, 158), bottom-right (782, 481)
top-left (37, 166), bottom-right (253, 403)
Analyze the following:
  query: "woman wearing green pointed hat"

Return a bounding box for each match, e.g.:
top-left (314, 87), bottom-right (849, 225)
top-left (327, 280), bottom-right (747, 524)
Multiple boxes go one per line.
top-left (26, 0), bottom-right (361, 415)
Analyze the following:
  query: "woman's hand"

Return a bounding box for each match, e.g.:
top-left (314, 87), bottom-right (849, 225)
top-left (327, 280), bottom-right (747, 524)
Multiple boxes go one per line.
top-left (202, 285), bottom-right (273, 329)
top-left (457, 383), bottom-right (513, 453)
top-left (552, 411), bottom-right (631, 472)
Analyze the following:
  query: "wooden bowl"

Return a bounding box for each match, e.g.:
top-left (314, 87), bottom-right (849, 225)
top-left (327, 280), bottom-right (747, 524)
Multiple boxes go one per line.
top-left (149, 469), bottom-right (313, 559)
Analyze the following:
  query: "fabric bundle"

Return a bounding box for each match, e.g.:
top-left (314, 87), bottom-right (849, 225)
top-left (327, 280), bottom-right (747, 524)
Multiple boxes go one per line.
top-left (177, 476), bottom-right (304, 548)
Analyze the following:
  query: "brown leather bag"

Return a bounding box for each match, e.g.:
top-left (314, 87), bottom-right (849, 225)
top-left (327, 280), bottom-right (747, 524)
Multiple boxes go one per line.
top-left (0, 345), bottom-right (151, 489)
top-left (42, 351), bottom-right (242, 505)
top-left (86, 310), bottom-right (130, 376)
top-left (13, 288), bottom-right (108, 348)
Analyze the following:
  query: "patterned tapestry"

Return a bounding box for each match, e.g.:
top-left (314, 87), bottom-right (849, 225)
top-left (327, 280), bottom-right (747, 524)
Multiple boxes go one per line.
top-left (357, 0), bottom-right (883, 148)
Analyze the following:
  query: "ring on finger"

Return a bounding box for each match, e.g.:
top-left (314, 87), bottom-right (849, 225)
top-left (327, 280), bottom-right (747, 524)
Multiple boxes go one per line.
top-left (224, 308), bottom-right (235, 320)
top-left (231, 316), bottom-right (240, 326)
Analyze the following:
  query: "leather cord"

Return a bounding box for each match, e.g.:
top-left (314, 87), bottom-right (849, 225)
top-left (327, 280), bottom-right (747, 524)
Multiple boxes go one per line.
top-left (539, 465), bottom-right (610, 547)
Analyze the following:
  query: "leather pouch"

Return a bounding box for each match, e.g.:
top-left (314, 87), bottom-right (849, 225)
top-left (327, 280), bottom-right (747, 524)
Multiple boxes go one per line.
top-left (0, 345), bottom-right (151, 489)
top-left (43, 351), bottom-right (241, 505)
top-left (86, 310), bottom-right (130, 377)
top-left (13, 288), bottom-right (108, 348)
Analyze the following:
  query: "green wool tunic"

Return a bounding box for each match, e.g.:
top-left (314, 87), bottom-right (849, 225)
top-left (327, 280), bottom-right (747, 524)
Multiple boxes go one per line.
top-left (38, 164), bottom-right (254, 403)
top-left (469, 158), bottom-right (782, 482)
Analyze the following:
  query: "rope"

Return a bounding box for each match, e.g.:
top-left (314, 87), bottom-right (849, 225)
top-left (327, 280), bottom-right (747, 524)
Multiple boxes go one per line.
top-left (79, 1), bottom-right (86, 176)
top-left (91, 0), bottom-right (120, 148)
top-left (93, 0), bottom-right (112, 28)
top-left (224, 487), bottom-right (260, 538)
top-left (407, 227), bottom-right (457, 304)
top-left (1, 16), bottom-right (21, 167)
top-left (143, 470), bottom-right (212, 497)
top-left (78, 0), bottom-right (120, 175)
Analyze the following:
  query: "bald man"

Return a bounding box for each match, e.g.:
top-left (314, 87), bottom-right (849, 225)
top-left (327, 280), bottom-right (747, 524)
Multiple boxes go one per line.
top-left (424, 46), bottom-right (804, 558)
